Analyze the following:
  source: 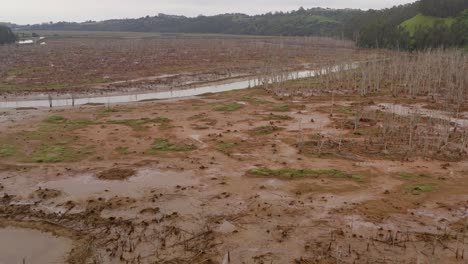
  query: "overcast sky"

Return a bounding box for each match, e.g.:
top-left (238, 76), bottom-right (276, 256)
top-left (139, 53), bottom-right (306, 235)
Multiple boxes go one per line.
top-left (2, 0), bottom-right (415, 25)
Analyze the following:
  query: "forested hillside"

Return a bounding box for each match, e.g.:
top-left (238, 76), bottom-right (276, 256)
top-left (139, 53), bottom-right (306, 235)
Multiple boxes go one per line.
top-left (12, 0), bottom-right (468, 50)
top-left (20, 8), bottom-right (363, 37)
top-left (356, 0), bottom-right (468, 49)
top-left (0, 25), bottom-right (17, 45)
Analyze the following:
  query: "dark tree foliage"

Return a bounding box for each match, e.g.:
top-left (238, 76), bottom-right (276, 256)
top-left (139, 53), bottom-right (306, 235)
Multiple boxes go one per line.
top-left (0, 25), bottom-right (17, 45)
top-left (420, 0), bottom-right (468, 17)
top-left (343, 3), bottom-right (420, 41)
top-left (452, 10), bottom-right (468, 46)
top-left (411, 22), bottom-right (454, 49)
top-left (355, 0), bottom-right (468, 50)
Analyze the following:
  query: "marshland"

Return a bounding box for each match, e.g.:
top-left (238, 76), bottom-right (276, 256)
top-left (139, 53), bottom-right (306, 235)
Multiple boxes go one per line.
top-left (1, 1), bottom-right (468, 263)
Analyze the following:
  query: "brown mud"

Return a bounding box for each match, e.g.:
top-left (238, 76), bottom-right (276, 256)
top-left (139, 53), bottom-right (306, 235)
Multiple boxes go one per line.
top-left (0, 84), bottom-right (467, 263)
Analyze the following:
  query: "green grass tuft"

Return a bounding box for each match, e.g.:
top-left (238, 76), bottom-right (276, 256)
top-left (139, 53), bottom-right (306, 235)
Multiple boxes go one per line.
top-left (271, 105), bottom-right (290, 112)
top-left (264, 114), bottom-right (293, 121)
top-left (408, 185), bottom-right (434, 195)
top-left (240, 96), bottom-right (271, 105)
top-left (115, 146), bottom-right (130, 155)
top-left (399, 172), bottom-right (417, 179)
top-left (215, 142), bottom-right (236, 153)
top-left (214, 103), bottom-right (243, 112)
top-left (43, 116), bottom-right (101, 130)
top-left (44, 116), bottom-right (67, 124)
top-left (399, 172), bottom-right (430, 179)
top-left (104, 107), bottom-right (118, 113)
top-left (335, 106), bottom-right (355, 115)
top-left (251, 125), bottom-right (282, 135)
top-left (147, 139), bottom-right (196, 153)
top-left (0, 144), bottom-right (16, 157)
top-left (107, 117), bottom-right (170, 131)
top-left (31, 144), bottom-right (94, 163)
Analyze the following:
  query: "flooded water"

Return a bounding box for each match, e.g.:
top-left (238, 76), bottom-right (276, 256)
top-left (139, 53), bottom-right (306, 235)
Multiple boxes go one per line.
top-left (0, 64), bottom-right (356, 109)
top-left (374, 103), bottom-right (468, 127)
top-left (38, 169), bottom-right (199, 199)
top-left (0, 227), bottom-right (72, 264)
top-left (17, 40), bottom-right (34, 45)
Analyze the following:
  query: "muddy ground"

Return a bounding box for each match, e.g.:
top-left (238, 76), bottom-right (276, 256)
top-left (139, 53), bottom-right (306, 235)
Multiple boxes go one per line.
top-left (0, 35), bottom-right (384, 99)
top-left (0, 84), bottom-right (467, 263)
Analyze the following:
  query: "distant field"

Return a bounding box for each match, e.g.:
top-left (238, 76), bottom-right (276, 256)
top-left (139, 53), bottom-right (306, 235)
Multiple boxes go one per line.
top-left (14, 30), bottom-right (279, 40)
top-left (0, 34), bottom-right (367, 94)
top-left (400, 14), bottom-right (455, 35)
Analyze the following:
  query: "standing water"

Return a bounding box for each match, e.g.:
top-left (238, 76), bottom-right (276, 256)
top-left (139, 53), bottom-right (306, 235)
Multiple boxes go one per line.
top-left (0, 64), bottom-right (357, 109)
top-left (0, 227), bottom-right (72, 264)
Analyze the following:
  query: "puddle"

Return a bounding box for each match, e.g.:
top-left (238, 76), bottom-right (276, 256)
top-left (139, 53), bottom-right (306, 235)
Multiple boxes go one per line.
top-left (373, 103), bottom-right (468, 127)
top-left (38, 169), bottom-right (199, 199)
top-left (0, 227), bottom-right (72, 264)
top-left (0, 64), bottom-right (357, 109)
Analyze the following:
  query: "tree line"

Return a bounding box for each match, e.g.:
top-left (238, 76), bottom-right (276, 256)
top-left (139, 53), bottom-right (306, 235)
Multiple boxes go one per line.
top-left (420, 0), bottom-right (468, 17)
top-left (20, 8), bottom-right (362, 37)
top-left (0, 25), bottom-right (16, 45)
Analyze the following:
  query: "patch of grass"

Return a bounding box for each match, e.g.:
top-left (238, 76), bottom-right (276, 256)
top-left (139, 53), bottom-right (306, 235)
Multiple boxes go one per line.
top-left (335, 106), bottom-right (354, 115)
top-left (214, 103), bottom-right (243, 112)
top-left (191, 103), bottom-right (205, 110)
top-left (251, 125), bottom-right (282, 135)
top-left (0, 83), bottom-right (67, 91)
top-left (399, 172), bottom-right (430, 179)
top-left (44, 116), bottom-right (67, 124)
top-left (263, 114), bottom-right (293, 121)
top-left (97, 106), bottom-right (132, 118)
top-left (215, 142), bottom-right (236, 153)
top-left (408, 185), bottom-right (434, 195)
top-left (43, 116), bottom-right (100, 130)
top-left (115, 146), bottom-right (130, 155)
top-left (240, 96), bottom-right (271, 105)
top-left (65, 119), bottom-right (100, 130)
top-left (248, 168), bottom-right (349, 179)
top-left (0, 144), bottom-right (16, 157)
top-left (351, 174), bottom-right (365, 182)
top-left (74, 119), bottom-right (98, 125)
top-left (104, 107), bottom-right (118, 113)
top-left (188, 113), bottom-right (207, 120)
top-left (31, 144), bottom-right (94, 163)
top-left (271, 105), bottom-right (290, 112)
top-left (399, 172), bottom-right (416, 179)
top-left (309, 133), bottom-right (323, 140)
top-left (147, 139), bottom-right (196, 153)
top-left (107, 117), bottom-right (170, 131)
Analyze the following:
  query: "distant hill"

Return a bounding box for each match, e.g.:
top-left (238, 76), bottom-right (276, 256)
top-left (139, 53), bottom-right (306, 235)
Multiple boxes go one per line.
top-left (0, 22), bottom-right (18, 28)
top-left (18, 8), bottom-right (362, 37)
top-left (356, 0), bottom-right (468, 50)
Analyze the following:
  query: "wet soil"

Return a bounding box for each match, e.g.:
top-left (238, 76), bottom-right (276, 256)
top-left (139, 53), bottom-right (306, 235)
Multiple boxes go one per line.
top-left (97, 168), bottom-right (136, 180)
top-left (0, 86), bottom-right (467, 263)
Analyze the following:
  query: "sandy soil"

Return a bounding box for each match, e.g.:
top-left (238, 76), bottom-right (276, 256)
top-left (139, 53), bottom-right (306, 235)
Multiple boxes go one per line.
top-left (0, 86), bottom-right (467, 263)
